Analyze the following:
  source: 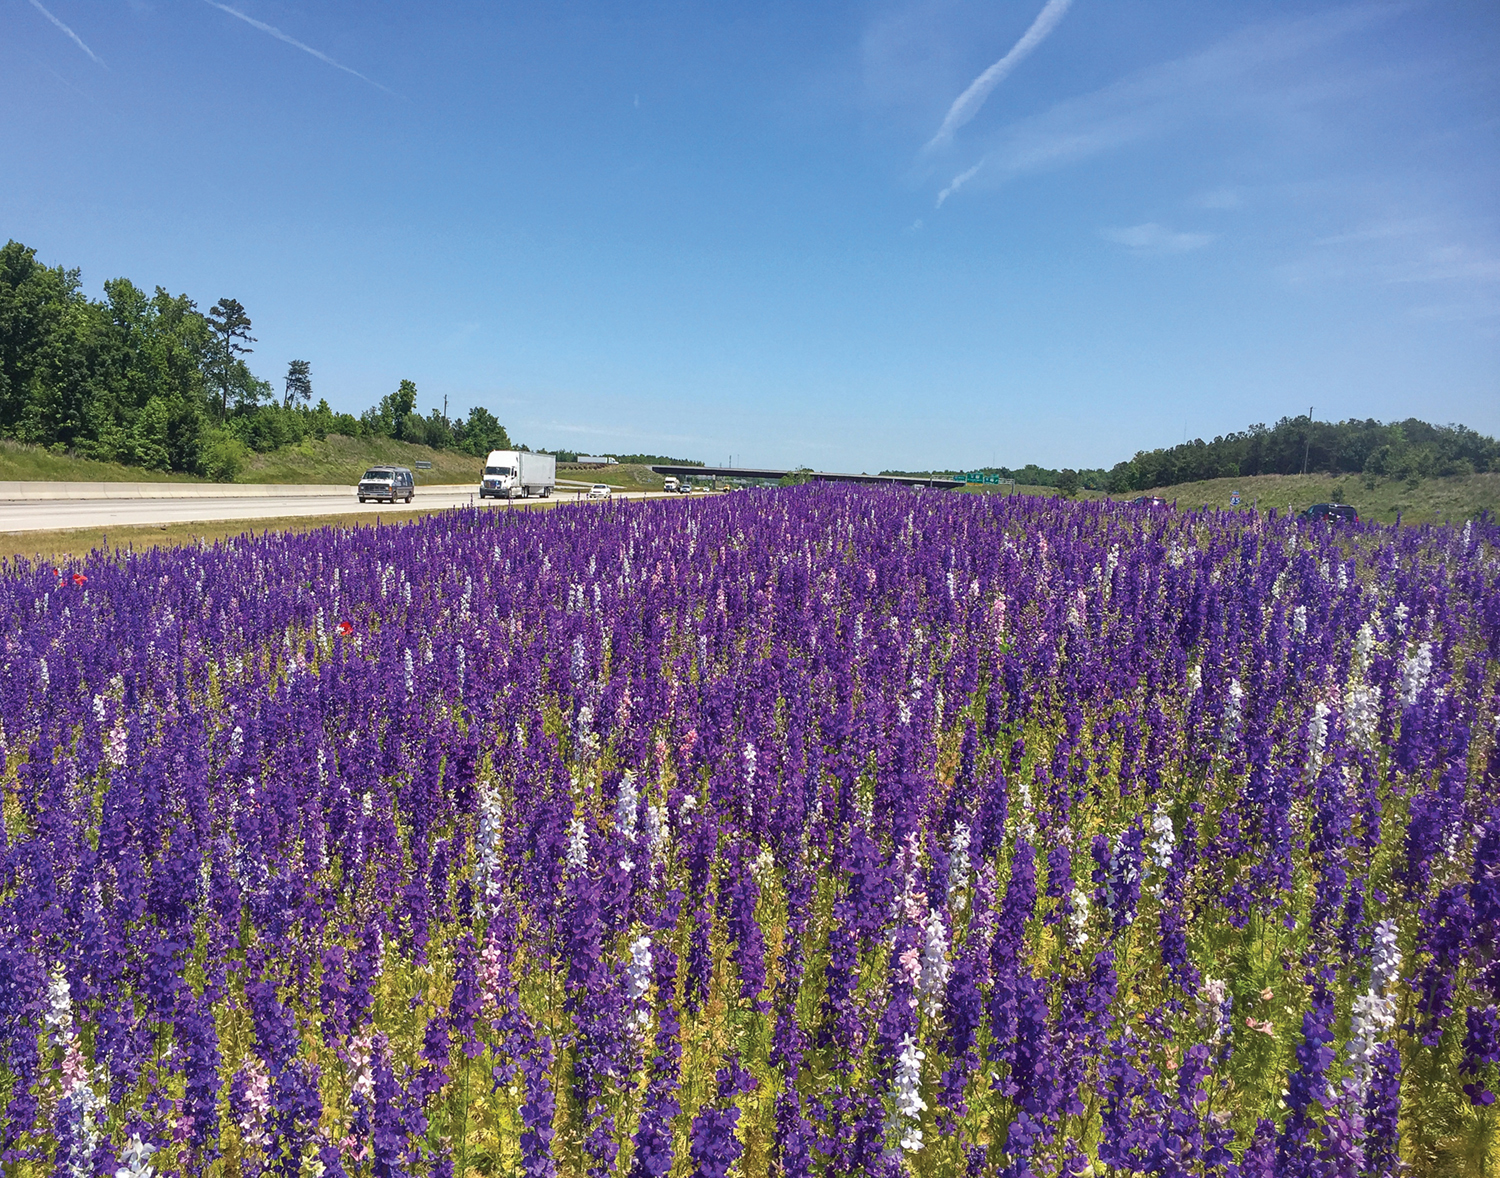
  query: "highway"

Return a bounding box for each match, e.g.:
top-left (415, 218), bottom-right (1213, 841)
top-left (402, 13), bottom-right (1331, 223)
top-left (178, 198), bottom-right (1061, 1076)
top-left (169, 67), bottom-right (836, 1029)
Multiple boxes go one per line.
top-left (0, 484), bottom-right (678, 534)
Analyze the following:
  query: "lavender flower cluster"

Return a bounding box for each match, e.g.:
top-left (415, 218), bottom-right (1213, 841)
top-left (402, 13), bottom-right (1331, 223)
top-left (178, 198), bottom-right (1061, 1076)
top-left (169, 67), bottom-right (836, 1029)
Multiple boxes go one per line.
top-left (1, 487), bottom-right (1498, 1176)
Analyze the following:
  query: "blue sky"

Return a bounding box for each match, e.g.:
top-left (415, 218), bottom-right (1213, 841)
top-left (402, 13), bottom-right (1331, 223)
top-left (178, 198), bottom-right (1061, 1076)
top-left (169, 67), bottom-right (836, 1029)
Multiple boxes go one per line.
top-left (5, 1), bottom-right (1497, 471)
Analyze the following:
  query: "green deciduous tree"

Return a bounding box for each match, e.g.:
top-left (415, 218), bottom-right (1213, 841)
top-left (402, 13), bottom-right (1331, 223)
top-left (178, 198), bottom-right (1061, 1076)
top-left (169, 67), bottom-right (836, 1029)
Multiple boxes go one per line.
top-left (3, 241), bottom-right (539, 472)
top-left (455, 405), bottom-right (511, 456)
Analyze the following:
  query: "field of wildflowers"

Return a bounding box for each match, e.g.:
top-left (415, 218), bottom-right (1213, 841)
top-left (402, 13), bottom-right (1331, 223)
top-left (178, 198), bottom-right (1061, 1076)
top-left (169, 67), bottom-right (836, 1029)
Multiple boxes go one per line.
top-left (1, 486), bottom-right (1497, 1177)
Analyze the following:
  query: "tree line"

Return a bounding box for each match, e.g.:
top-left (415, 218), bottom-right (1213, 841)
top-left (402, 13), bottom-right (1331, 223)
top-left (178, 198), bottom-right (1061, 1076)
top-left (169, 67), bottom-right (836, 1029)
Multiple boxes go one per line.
top-left (884, 414), bottom-right (1499, 495)
top-left (1105, 415), bottom-right (1497, 492)
top-left (0, 241), bottom-right (513, 478)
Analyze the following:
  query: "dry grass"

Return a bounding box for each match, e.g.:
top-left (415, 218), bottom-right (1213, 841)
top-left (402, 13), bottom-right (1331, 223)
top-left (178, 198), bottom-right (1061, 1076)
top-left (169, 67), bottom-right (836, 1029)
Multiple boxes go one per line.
top-left (0, 498), bottom-right (562, 565)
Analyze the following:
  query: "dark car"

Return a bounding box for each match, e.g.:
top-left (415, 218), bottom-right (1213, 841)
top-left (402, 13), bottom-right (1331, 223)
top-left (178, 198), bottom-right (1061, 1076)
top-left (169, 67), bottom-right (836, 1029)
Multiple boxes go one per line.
top-left (1303, 503), bottom-right (1358, 523)
top-left (1127, 495), bottom-right (1168, 507)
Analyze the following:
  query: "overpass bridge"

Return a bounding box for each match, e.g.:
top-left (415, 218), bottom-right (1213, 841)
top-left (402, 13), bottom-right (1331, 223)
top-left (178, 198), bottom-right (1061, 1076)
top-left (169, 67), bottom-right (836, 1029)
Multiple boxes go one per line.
top-left (649, 465), bottom-right (961, 490)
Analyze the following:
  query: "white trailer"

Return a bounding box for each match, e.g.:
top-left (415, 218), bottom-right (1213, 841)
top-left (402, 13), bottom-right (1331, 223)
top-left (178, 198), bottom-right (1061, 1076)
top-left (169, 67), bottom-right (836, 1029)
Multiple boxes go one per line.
top-left (479, 450), bottom-right (556, 499)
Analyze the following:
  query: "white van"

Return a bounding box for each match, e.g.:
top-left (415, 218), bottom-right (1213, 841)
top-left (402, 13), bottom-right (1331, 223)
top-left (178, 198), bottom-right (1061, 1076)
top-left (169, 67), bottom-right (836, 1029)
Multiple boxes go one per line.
top-left (358, 466), bottom-right (414, 503)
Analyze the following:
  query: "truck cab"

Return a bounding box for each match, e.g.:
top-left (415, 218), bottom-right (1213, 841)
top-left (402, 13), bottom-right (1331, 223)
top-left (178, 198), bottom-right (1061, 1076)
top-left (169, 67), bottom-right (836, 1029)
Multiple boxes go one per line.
top-left (480, 453), bottom-right (519, 499)
top-left (661, 477), bottom-right (679, 493)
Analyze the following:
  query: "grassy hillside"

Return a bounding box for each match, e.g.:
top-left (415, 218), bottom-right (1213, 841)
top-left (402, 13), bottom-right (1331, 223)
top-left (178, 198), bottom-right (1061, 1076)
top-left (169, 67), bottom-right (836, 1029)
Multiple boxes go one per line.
top-left (238, 435), bottom-right (482, 485)
top-left (1124, 471), bottom-right (1499, 525)
top-left (0, 439), bottom-right (208, 483)
top-left (0, 435), bottom-right (485, 486)
top-left (558, 463), bottom-right (669, 490)
top-left (953, 471), bottom-right (1496, 525)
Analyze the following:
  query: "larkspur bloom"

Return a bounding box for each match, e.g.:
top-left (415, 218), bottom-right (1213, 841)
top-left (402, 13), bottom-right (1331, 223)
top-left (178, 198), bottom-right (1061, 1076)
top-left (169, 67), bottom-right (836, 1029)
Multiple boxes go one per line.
top-left (0, 483), bottom-right (1491, 1171)
top-left (918, 908), bottom-right (950, 1018)
top-left (888, 1033), bottom-right (928, 1153)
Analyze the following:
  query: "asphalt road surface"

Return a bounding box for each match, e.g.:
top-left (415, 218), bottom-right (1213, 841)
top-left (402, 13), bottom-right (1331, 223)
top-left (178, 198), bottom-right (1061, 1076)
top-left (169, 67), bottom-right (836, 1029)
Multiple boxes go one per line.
top-left (0, 487), bottom-right (677, 533)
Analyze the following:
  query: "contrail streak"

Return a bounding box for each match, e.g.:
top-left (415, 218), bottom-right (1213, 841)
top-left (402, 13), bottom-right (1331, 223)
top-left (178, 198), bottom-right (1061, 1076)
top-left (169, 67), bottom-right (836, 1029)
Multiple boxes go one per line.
top-left (935, 163), bottom-right (981, 208)
top-left (925, 0), bottom-right (1073, 152)
top-left (27, 0), bottom-right (104, 66)
top-left (202, 1), bottom-right (395, 95)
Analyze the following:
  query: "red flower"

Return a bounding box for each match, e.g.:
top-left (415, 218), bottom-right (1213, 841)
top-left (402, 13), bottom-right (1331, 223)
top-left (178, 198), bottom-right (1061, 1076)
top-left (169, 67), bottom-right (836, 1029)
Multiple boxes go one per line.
top-left (338, 621), bottom-right (354, 636)
top-left (72, 573), bottom-right (88, 586)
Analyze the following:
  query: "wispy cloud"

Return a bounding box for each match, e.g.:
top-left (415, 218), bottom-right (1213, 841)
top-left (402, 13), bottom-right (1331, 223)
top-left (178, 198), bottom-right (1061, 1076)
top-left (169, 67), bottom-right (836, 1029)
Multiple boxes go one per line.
top-left (935, 163), bottom-right (981, 208)
top-left (28, 0), bottom-right (104, 66)
top-left (940, 6), bottom-right (1395, 198)
top-left (925, 0), bottom-right (1074, 153)
top-left (1314, 217), bottom-right (1434, 246)
top-left (1190, 187), bottom-right (1246, 211)
top-left (1281, 210), bottom-right (1500, 326)
top-left (1101, 223), bottom-right (1214, 254)
top-left (202, 1), bottom-right (395, 95)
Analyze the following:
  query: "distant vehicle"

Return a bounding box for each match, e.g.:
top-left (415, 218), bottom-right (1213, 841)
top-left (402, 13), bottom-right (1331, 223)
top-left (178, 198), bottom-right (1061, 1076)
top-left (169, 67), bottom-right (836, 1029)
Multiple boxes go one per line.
top-left (1303, 503), bottom-right (1358, 523)
top-left (661, 476), bottom-right (679, 492)
top-left (588, 484), bottom-right (612, 500)
top-left (358, 466), bottom-right (414, 504)
top-left (479, 450), bottom-right (556, 499)
top-left (676, 481), bottom-right (693, 494)
top-left (1127, 495), bottom-right (1168, 507)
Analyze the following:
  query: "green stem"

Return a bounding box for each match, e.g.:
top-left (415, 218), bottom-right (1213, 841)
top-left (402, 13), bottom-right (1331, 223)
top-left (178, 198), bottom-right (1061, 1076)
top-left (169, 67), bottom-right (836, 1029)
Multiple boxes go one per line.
top-left (459, 1052), bottom-right (471, 1178)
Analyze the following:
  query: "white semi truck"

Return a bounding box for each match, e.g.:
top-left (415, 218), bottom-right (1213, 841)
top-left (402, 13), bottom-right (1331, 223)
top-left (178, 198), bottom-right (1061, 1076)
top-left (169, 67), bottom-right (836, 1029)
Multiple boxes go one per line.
top-left (479, 450), bottom-right (556, 499)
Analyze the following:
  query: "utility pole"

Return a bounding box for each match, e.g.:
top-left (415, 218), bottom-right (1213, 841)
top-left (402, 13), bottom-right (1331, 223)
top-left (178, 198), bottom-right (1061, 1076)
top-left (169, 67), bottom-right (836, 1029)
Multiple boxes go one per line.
top-left (1302, 405), bottom-right (1314, 476)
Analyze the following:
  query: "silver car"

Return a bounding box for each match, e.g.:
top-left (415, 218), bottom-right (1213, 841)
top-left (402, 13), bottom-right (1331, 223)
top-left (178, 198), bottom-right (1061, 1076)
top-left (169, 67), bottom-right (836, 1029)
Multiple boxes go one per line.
top-left (358, 466), bottom-right (415, 504)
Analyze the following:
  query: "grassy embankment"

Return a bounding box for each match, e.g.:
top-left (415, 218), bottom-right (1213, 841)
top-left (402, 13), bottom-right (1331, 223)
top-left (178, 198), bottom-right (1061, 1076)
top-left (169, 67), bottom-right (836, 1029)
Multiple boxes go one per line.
top-left (958, 472), bottom-right (1499, 526)
top-left (0, 437), bottom-right (678, 490)
top-left (558, 463), bottom-right (669, 491)
top-left (1125, 471), bottom-right (1498, 525)
top-left (0, 435), bottom-right (482, 486)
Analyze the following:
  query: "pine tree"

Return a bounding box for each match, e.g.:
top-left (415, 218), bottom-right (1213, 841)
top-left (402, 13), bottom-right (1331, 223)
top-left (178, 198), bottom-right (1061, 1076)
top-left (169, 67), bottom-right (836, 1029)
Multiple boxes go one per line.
top-left (206, 297), bottom-right (255, 418)
top-left (283, 359), bottom-right (312, 409)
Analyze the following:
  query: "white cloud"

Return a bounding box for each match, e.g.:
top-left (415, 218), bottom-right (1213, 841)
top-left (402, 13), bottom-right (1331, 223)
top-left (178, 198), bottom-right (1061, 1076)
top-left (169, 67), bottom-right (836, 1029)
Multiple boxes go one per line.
top-left (1101, 223), bottom-right (1214, 254)
top-left (924, 0), bottom-right (1074, 152)
top-left (935, 163), bottom-right (981, 208)
top-left (946, 6), bottom-right (1396, 194)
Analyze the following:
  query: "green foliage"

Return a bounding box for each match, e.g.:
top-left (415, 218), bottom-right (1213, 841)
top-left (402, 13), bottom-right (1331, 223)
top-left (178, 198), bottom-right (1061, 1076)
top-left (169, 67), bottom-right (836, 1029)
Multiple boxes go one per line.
top-left (882, 463), bottom-right (1113, 491)
top-left (205, 296), bottom-right (256, 419)
top-left (283, 359), bottom-right (311, 409)
top-left (3, 241), bottom-right (703, 478)
top-left (1107, 415), bottom-right (1499, 493)
top-left (453, 405), bottom-right (512, 456)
